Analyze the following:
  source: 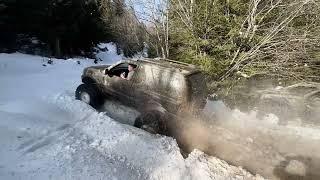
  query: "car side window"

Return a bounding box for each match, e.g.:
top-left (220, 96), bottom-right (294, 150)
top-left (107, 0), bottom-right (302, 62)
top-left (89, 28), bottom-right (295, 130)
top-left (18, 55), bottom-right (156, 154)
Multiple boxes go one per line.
top-left (108, 63), bottom-right (138, 81)
top-left (108, 63), bottom-right (129, 77)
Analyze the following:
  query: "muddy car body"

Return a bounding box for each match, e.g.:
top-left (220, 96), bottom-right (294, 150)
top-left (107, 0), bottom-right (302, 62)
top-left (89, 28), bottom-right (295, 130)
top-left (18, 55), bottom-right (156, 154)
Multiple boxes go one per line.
top-left (76, 58), bottom-right (207, 133)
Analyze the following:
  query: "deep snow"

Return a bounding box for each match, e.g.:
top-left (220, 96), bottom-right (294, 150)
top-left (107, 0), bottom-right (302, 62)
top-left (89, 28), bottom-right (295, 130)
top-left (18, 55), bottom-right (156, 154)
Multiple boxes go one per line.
top-left (0, 46), bottom-right (264, 180)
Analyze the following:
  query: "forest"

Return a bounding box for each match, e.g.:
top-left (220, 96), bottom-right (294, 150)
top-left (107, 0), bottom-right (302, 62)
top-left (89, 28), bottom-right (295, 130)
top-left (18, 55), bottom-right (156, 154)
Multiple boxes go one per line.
top-left (1, 0), bottom-right (319, 86)
top-left (0, 0), bottom-right (145, 57)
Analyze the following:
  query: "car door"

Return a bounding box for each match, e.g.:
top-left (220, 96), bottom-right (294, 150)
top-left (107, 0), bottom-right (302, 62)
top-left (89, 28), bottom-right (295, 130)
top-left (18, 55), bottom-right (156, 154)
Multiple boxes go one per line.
top-left (129, 64), bottom-right (152, 109)
top-left (103, 63), bottom-right (133, 105)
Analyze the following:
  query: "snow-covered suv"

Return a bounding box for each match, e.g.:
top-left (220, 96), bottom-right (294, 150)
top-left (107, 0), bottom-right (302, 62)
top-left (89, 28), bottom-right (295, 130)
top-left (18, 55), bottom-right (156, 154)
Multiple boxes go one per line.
top-left (75, 58), bottom-right (207, 133)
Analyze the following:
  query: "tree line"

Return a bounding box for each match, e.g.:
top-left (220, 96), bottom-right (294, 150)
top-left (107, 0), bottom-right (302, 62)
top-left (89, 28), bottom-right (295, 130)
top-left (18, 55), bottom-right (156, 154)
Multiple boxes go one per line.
top-left (1, 0), bottom-right (319, 83)
top-left (140, 0), bottom-right (320, 83)
top-left (0, 0), bottom-right (146, 57)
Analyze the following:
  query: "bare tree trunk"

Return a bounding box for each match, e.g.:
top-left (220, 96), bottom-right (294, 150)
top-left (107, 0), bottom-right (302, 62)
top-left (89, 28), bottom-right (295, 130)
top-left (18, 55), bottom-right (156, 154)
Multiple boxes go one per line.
top-left (164, 17), bottom-right (169, 57)
top-left (128, 0), bottom-right (169, 58)
top-left (55, 37), bottom-right (61, 58)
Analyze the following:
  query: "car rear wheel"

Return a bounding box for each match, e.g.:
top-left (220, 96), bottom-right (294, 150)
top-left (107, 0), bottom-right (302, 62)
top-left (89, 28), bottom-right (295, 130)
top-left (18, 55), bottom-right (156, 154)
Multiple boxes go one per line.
top-left (75, 84), bottom-right (103, 108)
top-left (134, 111), bottom-right (165, 134)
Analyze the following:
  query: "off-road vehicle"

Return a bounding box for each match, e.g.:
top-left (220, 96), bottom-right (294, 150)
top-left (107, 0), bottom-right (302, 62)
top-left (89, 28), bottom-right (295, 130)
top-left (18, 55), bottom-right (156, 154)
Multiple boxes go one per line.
top-left (75, 58), bottom-right (207, 133)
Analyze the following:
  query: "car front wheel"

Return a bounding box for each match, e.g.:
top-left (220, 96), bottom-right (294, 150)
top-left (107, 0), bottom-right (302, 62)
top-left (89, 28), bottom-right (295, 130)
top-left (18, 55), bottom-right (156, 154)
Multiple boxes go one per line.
top-left (75, 84), bottom-right (102, 108)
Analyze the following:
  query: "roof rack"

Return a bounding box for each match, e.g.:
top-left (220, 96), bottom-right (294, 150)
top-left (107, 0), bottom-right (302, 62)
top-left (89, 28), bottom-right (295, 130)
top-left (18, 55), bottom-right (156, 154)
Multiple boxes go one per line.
top-left (137, 58), bottom-right (195, 67)
top-left (136, 58), bottom-right (159, 64)
top-left (162, 59), bottom-right (196, 67)
top-left (134, 58), bottom-right (200, 75)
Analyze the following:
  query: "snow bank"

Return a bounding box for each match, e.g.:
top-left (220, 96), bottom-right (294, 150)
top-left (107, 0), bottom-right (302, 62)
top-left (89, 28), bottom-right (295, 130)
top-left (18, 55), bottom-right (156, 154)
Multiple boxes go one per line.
top-left (199, 100), bottom-right (320, 179)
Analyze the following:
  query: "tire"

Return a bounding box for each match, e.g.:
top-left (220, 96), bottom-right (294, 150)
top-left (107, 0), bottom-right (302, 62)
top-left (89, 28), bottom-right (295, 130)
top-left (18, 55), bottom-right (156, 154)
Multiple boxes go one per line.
top-left (75, 84), bottom-right (103, 108)
top-left (134, 111), bottom-right (165, 134)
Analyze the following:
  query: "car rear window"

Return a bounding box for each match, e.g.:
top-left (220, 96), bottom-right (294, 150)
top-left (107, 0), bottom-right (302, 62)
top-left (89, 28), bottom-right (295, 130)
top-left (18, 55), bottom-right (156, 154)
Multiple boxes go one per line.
top-left (187, 72), bottom-right (207, 105)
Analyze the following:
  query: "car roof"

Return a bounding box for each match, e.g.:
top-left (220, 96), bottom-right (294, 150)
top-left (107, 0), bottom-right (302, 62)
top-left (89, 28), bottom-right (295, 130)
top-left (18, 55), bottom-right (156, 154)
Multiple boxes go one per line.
top-left (119, 58), bottom-right (201, 76)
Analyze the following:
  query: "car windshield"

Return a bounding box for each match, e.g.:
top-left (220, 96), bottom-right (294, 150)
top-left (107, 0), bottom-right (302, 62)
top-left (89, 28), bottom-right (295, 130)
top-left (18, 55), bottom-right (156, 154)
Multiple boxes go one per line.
top-left (187, 72), bottom-right (207, 105)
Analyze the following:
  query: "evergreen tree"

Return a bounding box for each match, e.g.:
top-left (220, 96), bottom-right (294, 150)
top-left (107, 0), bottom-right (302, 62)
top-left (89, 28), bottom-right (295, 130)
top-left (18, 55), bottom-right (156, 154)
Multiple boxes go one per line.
top-left (169, 0), bottom-right (249, 77)
top-left (0, 0), bottom-right (145, 57)
top-left (168, 0), bottom-right (320, 81)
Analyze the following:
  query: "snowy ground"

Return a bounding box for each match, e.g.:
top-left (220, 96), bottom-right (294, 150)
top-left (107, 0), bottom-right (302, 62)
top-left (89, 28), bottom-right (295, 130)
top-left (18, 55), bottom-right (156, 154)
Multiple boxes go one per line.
top-left (185, 100), bottom-right (320, 180)
top-left (0, 45), bottom-right (264, 180)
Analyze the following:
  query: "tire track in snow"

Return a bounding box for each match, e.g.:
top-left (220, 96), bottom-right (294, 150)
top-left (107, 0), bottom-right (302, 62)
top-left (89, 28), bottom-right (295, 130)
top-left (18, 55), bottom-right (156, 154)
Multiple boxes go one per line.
top-left (18, 124), bottom-right (71, 154)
